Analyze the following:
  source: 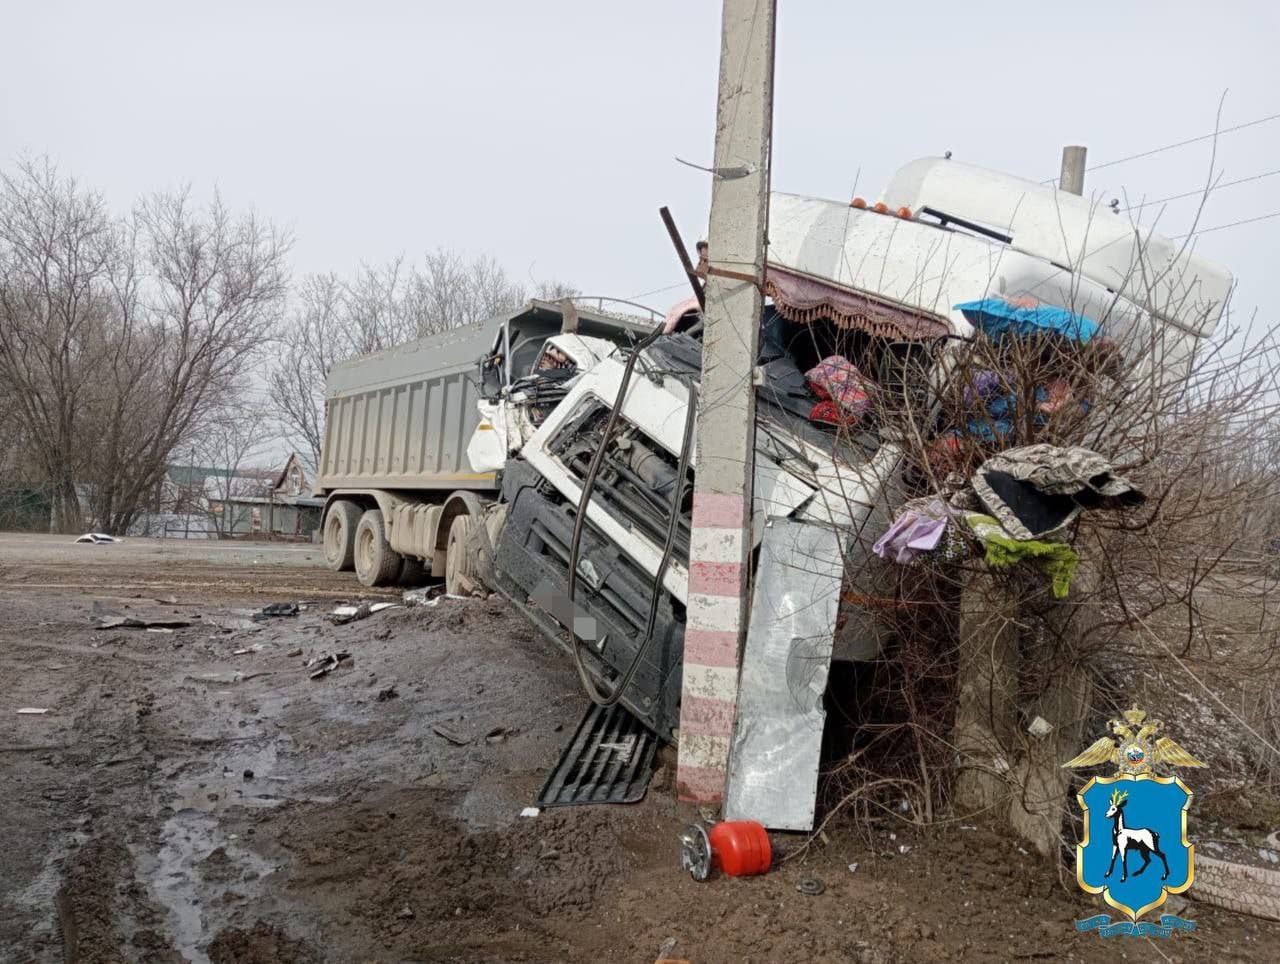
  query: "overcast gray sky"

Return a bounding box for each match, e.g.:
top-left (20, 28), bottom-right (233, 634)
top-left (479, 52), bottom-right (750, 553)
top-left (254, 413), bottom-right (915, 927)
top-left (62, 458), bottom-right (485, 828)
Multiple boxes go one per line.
top-left (2, 1), bottom-right (1277, 329)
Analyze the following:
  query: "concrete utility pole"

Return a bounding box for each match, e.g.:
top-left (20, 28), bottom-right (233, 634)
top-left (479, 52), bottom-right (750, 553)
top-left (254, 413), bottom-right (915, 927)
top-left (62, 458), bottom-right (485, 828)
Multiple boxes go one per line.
top-left (1059, 145), bottom-right (1087, 196)
top-left (676, 0), bottom-right (777, 804)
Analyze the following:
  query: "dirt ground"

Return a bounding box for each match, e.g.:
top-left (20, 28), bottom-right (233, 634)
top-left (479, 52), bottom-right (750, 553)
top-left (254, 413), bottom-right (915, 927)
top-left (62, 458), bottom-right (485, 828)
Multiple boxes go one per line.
top-left (3, 533), bottom-right (1279, 963)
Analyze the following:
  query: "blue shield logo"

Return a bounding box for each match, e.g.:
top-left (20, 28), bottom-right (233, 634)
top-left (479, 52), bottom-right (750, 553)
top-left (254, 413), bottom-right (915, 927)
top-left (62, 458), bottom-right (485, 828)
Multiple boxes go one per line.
top-left (1077, 774), bottom-right (1194, 920)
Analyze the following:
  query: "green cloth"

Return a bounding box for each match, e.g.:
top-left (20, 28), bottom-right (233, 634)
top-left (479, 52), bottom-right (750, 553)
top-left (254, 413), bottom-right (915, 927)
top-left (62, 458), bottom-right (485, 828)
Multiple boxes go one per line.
top-left (965, 513), bottom-right (1079, 598)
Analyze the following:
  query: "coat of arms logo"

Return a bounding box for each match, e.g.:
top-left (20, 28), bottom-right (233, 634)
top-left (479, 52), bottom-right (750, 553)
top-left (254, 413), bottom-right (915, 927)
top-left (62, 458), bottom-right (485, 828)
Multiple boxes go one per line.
top-left (1062, 706), bottom-right (1205, 936)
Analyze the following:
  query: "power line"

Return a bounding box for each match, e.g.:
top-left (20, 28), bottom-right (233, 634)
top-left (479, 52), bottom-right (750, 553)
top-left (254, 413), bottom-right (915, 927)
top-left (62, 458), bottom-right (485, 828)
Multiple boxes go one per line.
top-left (1042, 110), bottom-right (1280, 183)
top-left (1090, 111), bottom-right (1280, 173)
top-left (1122, 167), bottom-right (1280, 211)
top-left (1174, 209), bottom-right (1280, 238)
top-left (624, 280), bottom-right (686, 302)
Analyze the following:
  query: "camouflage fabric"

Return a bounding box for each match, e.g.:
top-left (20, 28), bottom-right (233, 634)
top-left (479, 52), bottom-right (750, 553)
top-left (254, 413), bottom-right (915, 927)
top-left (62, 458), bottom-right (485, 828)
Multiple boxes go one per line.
top-left (971, 444), bottom-right (1143, 541)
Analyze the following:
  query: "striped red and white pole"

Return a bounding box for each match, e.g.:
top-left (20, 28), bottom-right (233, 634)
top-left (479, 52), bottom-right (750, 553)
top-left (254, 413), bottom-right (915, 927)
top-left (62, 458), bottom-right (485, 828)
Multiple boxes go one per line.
top-left (677, 492), bottom-right (751, 802)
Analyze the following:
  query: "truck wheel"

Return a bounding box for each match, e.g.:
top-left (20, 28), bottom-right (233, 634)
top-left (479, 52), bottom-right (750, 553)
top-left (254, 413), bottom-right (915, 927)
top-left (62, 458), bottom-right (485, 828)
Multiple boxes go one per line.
top-left (323, 500), bottom-right (362, 572)
top-left (398, 556), bottom-right (426, 587)
top-left (445, 514), bottom-right (477, 596)
top-left (354, 510), bottom-right (403, 587)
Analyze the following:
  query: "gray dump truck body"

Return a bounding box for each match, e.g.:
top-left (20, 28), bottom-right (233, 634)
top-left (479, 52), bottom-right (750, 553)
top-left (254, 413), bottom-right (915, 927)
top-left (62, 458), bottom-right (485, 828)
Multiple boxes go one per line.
top-left (315, 300), bottom-right (652, 497)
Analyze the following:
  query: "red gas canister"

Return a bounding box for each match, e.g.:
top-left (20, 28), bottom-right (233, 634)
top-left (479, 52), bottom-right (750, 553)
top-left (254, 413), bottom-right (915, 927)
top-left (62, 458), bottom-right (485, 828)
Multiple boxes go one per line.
top-left (708, 820), bottom-right (772, 877)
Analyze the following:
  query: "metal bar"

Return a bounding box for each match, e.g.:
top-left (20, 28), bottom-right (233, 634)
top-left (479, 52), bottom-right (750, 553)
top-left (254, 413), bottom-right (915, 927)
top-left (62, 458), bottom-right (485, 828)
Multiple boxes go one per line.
top-left (659, 206), bottom-right (706, 310)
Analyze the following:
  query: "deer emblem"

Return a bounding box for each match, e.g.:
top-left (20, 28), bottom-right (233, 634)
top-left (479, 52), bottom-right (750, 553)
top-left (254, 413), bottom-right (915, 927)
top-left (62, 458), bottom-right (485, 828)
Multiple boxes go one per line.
top-left (1104, 789), bottom-right (1170, 883)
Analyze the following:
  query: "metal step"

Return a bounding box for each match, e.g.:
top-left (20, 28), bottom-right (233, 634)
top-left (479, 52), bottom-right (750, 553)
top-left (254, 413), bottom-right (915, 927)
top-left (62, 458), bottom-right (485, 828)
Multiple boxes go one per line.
top-left (537, 702), bottom-right (658, 807)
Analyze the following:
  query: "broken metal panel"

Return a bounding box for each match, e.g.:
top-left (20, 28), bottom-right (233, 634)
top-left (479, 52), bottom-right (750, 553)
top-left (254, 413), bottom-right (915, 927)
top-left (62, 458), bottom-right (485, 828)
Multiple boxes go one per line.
top-left (537, 702), bottom-right (658, 807)
top-left (724, 519), bottom-right (843, 831)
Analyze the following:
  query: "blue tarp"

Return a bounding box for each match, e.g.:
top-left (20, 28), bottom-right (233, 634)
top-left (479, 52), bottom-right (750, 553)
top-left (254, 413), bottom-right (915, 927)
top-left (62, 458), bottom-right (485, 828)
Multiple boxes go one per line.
top-left (956, 297), bottom-right (1100, 343)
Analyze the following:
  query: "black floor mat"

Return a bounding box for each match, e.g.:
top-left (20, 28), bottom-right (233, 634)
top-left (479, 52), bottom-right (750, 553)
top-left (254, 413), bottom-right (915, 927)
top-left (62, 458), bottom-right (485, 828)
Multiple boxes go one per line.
top-left (537, 702), bottom-right (658, 807)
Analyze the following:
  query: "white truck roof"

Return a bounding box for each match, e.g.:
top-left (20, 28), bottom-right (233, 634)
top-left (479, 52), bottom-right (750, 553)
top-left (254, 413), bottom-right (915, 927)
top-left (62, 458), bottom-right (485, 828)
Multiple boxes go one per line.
top-left (879, 157), bottom-right (1232, 337)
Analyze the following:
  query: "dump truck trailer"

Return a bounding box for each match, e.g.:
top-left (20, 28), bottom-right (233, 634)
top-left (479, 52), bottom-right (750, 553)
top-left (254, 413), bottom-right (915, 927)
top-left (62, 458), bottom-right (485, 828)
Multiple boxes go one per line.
top-left (315, 157), bottom-right (1232, 758)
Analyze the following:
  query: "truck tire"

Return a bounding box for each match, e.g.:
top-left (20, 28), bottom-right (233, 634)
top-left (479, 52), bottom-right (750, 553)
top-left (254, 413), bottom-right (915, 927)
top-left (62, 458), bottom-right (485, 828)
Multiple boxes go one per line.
top-left (323, 500), bottom-right (362, 572)
top-left (445, 514), bottom-right (477, 596)
top-left (398, 556), bottom-right (426, 587)
top-left (354, 509), bottom-right (402, 587)
top-left (1194, 854), bottom-right (1280, 921)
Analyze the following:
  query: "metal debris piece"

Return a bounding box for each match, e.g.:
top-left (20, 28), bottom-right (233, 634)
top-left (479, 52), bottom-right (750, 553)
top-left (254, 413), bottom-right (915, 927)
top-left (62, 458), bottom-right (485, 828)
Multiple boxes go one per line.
top-left (286, 647), bottom-right (303, 658)
top-left (519, 806), bottom-right (541, 818)
top-left (94, 616), bottom-right (191, 630)
top-left (536, 703), bottom-right (656, 807)
top-left (403, 585), bottom-right (447, 606)
top-left (328, 602), bottom-right (399, 624)
top-left (680, 824), bottom-right (712, 881)
top-left (724, 520), bottom-right (843, 831)
top-left (17, 708), bottom-right (51, 715)
top-left (257, 602), bottom-right (299, 618)
top-left (431, 724), bottom-right (469, 746)
top-left (306, 652), bottom-right (351, 679)
top-left (796, 876), bottom-right (825, 896)
top-left (74, 532), bottom-right (121, 544)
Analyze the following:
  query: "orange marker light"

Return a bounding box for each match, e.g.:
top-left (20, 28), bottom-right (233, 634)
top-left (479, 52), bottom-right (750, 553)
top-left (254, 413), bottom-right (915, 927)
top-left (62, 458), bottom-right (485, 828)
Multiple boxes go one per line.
top-left (850, 197), bottom-right (867, 209)
top-left (873, 201), bottom-right (889, 214)
top-left (897, 206), bottom-right (913, 219)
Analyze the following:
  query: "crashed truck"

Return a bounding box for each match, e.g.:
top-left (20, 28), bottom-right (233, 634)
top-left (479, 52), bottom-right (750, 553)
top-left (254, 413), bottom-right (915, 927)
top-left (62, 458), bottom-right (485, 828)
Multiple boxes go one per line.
top-left (314, 158), bottom-right (1231, 826)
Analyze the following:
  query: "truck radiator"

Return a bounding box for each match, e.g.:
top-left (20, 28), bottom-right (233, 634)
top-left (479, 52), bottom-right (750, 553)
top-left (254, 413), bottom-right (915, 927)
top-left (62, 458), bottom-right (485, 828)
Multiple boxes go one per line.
top-left (494, 461), bottom-right (684, 739)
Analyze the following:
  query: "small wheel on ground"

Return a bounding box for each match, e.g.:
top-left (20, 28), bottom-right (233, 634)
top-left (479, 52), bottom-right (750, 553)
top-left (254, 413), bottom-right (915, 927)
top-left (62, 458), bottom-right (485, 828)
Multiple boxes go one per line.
top-left (353, 509), bottom-right (403, 587)
top-left (323, 500), bottom-right (362, 572)
top-left (398, 556), bottom-right (427, 587)
top-left (445, 514), bottom-right (477, 596)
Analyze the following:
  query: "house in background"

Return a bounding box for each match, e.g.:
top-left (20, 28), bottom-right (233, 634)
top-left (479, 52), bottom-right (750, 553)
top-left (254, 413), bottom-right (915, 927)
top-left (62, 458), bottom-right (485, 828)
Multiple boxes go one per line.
top-left (207, 453), bottom-right (323, 540)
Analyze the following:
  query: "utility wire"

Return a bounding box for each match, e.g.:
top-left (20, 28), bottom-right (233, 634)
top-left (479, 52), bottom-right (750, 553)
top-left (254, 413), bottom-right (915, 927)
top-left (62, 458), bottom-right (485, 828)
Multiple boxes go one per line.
top-left (1174, 210), bottom-right (1280, 238)
top-left (1122, 168), bottom-right (1280, 211)
top-left (1042, 110), bottom-right (1280, 182)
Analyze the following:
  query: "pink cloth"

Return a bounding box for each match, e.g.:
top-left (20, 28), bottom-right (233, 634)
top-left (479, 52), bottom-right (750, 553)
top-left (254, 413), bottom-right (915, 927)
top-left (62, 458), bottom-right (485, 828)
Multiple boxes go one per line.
top-left (663, 296), bottom-right (700, 334)
top-left (804, 356), bottom-right (874, 418)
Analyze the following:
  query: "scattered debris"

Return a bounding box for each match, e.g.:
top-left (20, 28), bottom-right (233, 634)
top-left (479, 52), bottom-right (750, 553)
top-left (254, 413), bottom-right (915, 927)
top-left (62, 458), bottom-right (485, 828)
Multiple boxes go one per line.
top-left (306, 652), bottom-right (352, 679)
top-left (375, 686), bottom-right (399, 702)
top-left (403, 585), bottom-right (446, 606)
top-left (898, 844), bottom-right (913, 855)
top-left (146, 628), bottom-right (174, 635)
top-left (396, 905), bottom-right (414, 919)
top-left (257, 601), bottom-right (299, 619)
top-left (656, 937), bottom-right (678, 959)
top-left (847, 861), bottom-right (859, 874)
top-left (327, 601), bottom-right (399, 625)
top-left (519, 806), bottom-right (541, 818)
top-left (286, 647), bottom-right (303, 658)
top-left (74, 532), bottom-right (122, 544)
top-left (402, 587), bottom-right (470, 607)
top-left (94, 615), bottom-right (191, 630)
top-left (431, 724), bottom-right (469, 746)
top-left (796, 876), bottom-right (826, 896)
top-left (17, 708), bottom-right (51, 715)
top-left (206, 615), bottom-right (265, 634)
top-left (484, 725), bottom-right (512, 743)
top-left (243, 769), bottom-right (254, 781)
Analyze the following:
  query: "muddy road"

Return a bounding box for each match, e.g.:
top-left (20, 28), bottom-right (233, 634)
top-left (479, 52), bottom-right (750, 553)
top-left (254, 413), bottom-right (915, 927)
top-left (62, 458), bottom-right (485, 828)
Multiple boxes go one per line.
top-left (3, 535), bottom-right (1277, 962)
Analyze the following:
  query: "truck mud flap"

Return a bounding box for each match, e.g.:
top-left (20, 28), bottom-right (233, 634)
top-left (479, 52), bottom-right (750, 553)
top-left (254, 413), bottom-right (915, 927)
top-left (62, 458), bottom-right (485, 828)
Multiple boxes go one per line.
top-left (537, 702), bottom-right (658, 807)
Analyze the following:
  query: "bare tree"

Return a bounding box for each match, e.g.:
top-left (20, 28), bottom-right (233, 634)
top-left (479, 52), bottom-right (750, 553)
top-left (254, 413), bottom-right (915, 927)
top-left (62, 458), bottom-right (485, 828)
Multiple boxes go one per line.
top-left (269, 249), bottom-right (575, 468)
top-left (0, 158), bottom-right (290, 534)
top-left (0, 158), bottom-right (116, 531)
top-left (192, 402), bottom-right (274, 537)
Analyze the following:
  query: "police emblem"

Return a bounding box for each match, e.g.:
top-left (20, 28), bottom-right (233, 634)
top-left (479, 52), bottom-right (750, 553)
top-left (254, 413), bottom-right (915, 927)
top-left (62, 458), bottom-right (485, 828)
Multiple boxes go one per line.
top-left (1063, 707), bottom-right (1205, 935)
